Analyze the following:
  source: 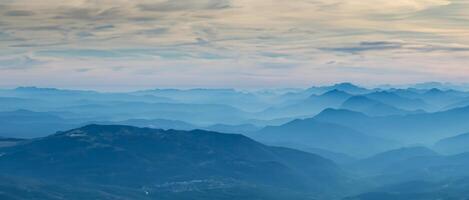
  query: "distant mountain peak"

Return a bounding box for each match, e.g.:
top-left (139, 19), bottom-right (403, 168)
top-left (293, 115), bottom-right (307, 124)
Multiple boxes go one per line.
top-left (74, 124), bottom-right (142, 132)
top-left (305, 89), bottom-right (352, 101)
top-left (305, 82), bottom-right (370, 95)
top-left (315, 108), bottom-right (369, 118)
top-left (321, 89), bottom-right (351, 96)
top-left (425, 88), bottom-right (445, 94)
top-left (13, 86), bottom-right (96, 94)
top-left (15, 86), bottom-right (58, 91)
top-left (333, 82), bottom-right (357, 88)
top-left (328, 83), bottom-right (370, 94)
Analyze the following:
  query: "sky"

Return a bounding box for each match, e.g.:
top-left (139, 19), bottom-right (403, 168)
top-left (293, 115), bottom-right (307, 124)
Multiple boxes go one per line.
top-left (0, 0), bottom-right (469, 91)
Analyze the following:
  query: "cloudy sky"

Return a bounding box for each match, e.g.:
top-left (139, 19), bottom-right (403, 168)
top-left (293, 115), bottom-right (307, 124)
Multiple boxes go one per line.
top-left (1, 0), bottom-right (469, 90)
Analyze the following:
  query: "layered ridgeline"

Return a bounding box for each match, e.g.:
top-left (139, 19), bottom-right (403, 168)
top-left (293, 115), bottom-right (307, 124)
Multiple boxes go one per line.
top-left (0, 109), bottom-right (261, 138)
top-left (259, 89), bottom-right (353, 119)
top-left (2, 83), bottom-right (469, 139)
top-left (0, 125), bottom-right (351, 200)
top-left (434, 132), bottom-right (469, 155)
top-left (344, 148), bottom-right (469, 199)
top-left (340, 96), bottom-right (413, 117)
top-left (0, 87), bottom-right (256, 126)
top-left (0, 109), bottom-right (79, 138)
top-left (313, 106), bottom-right (469, 144)
top-left (349, 147), bottom-right (439, 176)
top-left (2, 83), bottom-right (469, 199)
top-left (251, 118), bottom-right (397, 158)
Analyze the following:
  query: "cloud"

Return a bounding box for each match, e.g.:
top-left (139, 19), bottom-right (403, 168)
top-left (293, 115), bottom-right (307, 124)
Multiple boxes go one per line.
top-left (75, 68), bottom-right (92, 73)
top-left (334, 0), bottom-right (450, 14)
top-left (0, 56), bottom-right (45, 70)
top-left (4, 10), bottom-right (35, 16)
top-left (260, 62), bottom-right (300, 69)
top-left (53, 7), bottom-right (122, 20)
top-left (321, 41), bottom-right (469, 54)
top-left (141, 27), bottom-right (168, 35)
top-left (37, 49), bottom-right (123, 58)
top-left (321, 41), bottom-right (404, 53)
top-left (0, 31), bottom-right (11, 40)
top-left (94, 24), bottom-right (115, 30)
top-left (138, 0), bottom-right (231, 12)
top-left (0, 0), bottom-right (468, 89)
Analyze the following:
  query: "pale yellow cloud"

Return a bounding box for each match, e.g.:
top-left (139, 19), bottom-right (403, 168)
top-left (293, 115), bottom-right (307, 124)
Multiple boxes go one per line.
top-left (0, 0), bottom-right (468, 89)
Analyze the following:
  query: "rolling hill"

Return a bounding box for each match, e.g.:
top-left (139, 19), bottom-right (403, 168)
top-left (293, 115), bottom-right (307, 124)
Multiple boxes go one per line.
top-left (0, 124), bottom-right (349, 199)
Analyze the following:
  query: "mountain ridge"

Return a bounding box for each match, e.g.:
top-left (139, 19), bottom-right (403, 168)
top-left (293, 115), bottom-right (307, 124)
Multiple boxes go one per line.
top-left (0, 124), bottom-right (348, 199)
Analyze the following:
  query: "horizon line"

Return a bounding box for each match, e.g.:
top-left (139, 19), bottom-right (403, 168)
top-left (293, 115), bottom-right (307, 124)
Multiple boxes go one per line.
top-left (2, 81), bottom-right (469, 93)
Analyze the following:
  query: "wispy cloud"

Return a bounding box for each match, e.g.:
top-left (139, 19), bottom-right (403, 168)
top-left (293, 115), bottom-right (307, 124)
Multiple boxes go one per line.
top-left (0, 56), bottom-right (45, 70)
top-left (138, 0), bottom-right (231, 12)
top-left (4, 10), bottom-right (35, 16)
top-left (322, 41), bottom-right (469, 54)
top-left (321, 41), bottom-right (404, 53)
top-left (0, 0), bottom-right (468, 89)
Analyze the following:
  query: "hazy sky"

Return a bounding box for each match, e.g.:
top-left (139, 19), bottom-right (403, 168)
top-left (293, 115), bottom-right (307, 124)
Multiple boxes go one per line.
top-left (1, 0), bottom-right (469, 90)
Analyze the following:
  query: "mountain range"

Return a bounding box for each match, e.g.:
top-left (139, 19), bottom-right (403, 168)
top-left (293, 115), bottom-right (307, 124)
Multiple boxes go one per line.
top-left (0, 125), bottom-right (349, 199)
top-left (3, 83), bottom-right (469, 199)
